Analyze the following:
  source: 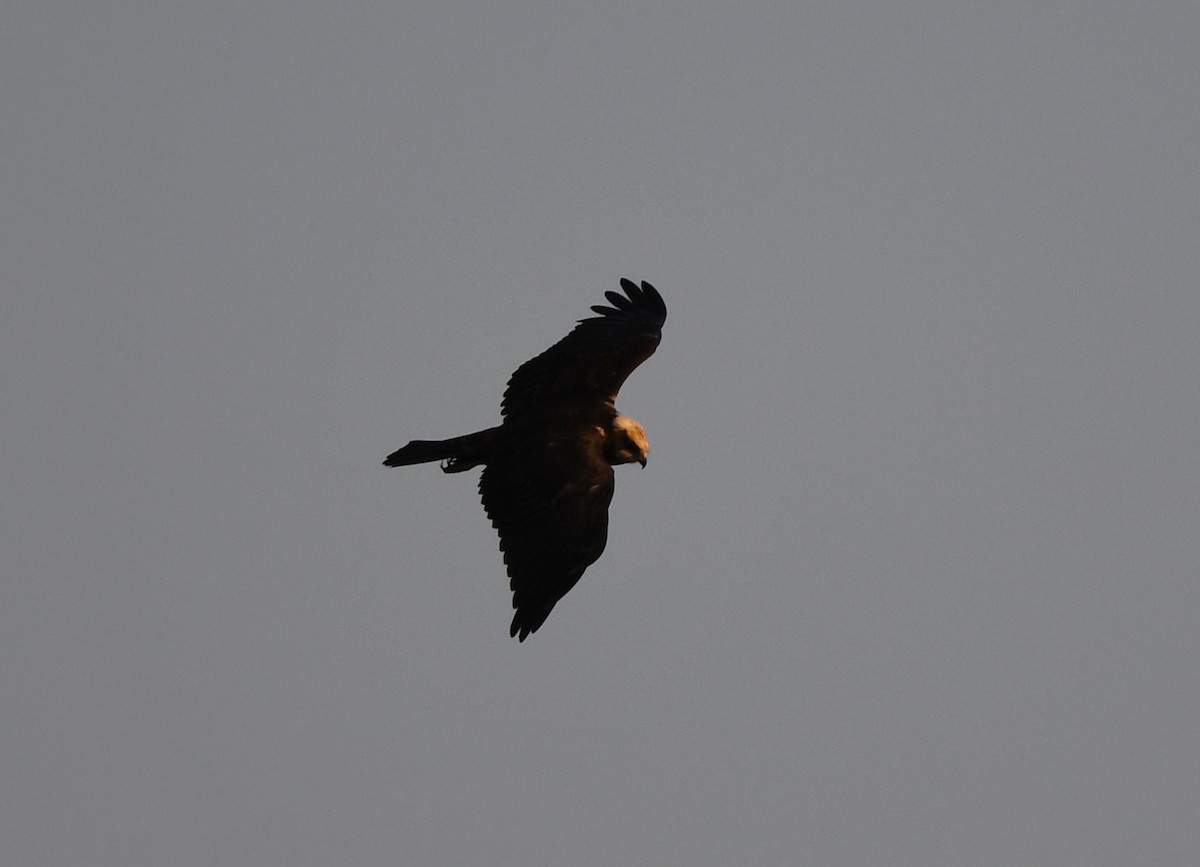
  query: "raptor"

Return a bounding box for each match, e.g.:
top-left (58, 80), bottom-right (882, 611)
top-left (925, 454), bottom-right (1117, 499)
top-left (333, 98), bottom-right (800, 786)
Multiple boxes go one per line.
top-left (384, 279), bottom-right (666, 640)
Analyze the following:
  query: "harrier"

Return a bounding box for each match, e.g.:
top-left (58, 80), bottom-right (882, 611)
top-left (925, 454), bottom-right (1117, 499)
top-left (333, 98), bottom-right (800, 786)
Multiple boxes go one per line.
top-left (383, 279), bottom-right (666, 640)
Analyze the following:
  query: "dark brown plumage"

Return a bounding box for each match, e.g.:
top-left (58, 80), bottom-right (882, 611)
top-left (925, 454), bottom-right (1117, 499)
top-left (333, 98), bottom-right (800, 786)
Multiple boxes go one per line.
top-left (383, 279), bottom-right (666, 640)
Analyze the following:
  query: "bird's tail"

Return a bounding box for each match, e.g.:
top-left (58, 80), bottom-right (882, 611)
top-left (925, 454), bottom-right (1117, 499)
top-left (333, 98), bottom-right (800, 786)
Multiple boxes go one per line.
top-left (382, 426), bottom-right (500, 473)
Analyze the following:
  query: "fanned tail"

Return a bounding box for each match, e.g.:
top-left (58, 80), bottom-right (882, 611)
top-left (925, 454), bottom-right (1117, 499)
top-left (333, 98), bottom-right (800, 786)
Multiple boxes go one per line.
top-left (383, 427), bottom-right (499, 473)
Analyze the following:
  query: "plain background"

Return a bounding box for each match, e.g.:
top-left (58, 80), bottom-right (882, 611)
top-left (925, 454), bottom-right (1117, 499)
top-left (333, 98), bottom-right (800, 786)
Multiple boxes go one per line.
top-left (3, 2), bottom-right (1198, 865)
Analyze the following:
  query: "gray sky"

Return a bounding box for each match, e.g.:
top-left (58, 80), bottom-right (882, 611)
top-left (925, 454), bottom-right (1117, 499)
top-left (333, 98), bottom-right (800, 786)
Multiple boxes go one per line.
top-left (3, 1), bottom-right (1198, 865)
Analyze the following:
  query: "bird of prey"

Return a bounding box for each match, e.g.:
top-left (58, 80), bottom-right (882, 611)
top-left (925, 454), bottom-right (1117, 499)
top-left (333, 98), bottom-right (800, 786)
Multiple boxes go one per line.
top-left (384, 278), bottom-right (667, 640)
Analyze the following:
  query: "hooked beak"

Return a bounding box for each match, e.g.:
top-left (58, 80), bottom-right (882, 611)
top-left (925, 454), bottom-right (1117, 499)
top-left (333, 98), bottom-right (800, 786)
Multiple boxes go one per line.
top-left (638, 456), bottom-right (647, 468)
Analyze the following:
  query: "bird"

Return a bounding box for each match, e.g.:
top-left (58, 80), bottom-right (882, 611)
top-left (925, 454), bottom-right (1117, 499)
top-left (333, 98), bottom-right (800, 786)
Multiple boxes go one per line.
top-left (383, 278), bottom-right (666, 640)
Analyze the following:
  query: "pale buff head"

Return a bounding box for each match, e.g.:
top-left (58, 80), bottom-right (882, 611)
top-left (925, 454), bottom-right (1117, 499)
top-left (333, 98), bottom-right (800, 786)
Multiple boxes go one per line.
top-left (609, 414), bottom-right (650, 467)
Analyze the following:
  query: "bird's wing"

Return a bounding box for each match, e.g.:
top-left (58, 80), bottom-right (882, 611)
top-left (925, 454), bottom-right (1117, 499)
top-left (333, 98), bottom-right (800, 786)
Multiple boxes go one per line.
top-left (478, 434), bottom-right (615, 640)
top-left (501, 279), bottom-right (666, 418)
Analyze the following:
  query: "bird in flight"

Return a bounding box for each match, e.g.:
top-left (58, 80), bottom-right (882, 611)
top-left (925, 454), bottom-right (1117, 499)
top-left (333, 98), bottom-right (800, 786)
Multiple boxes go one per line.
top-left (384, 278), bottom-right (667, 640)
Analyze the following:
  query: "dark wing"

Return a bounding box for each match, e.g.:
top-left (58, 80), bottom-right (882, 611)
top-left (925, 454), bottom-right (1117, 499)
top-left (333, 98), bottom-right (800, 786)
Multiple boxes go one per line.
top-left (501, 279), bottom-right (666, 418)
top-left (478, 431), bottom-right (615, 640)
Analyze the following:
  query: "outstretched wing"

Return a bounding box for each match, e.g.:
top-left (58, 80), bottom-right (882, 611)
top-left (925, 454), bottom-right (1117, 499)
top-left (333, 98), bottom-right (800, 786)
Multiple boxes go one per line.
top-left (501, 279), bottom-right (666, 418)
top-left (478, 431), bottom-right (614, 641)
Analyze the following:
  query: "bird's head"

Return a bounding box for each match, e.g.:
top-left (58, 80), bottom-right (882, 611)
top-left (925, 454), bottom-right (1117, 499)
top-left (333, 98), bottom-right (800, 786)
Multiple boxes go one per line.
top-left (610, 414), bottom-right (650, 467)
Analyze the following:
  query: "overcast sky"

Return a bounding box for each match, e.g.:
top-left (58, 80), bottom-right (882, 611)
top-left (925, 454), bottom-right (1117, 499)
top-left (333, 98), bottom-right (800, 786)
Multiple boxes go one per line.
top-left (3, 2), bottom-right (1198, 865)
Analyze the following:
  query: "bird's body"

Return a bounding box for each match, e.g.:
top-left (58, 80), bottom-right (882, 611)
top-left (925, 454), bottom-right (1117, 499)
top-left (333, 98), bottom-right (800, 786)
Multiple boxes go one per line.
top-left (384, 279), bottom-right (666, 640)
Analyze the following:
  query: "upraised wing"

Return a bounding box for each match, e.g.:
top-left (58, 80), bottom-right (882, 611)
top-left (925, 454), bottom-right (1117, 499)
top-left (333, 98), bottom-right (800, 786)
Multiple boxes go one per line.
top-left (500, 279), bottom-right (666, 418)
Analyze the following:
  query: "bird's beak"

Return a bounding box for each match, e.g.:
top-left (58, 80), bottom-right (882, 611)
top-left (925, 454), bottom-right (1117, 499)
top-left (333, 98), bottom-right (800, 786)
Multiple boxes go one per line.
top-left (638, 456), bottom-right (648, 468)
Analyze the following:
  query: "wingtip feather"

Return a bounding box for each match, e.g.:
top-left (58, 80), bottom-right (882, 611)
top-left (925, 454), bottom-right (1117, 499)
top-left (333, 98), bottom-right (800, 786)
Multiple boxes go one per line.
top-left (605, 289), bottom-right (633, 309)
